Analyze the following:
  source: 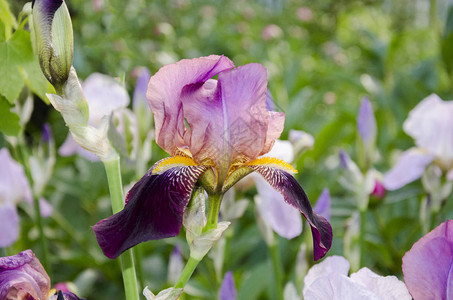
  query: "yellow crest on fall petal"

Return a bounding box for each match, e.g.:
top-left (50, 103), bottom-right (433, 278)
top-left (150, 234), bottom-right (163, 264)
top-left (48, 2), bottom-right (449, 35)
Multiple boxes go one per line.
top-left (152, 156), bottom-right (199, 175)
top-left (245, 157), bottom-right (298, 174)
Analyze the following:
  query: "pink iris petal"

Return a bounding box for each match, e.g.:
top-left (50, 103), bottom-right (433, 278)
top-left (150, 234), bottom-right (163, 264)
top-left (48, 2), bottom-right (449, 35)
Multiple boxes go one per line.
top-left (219, 271), bottom-right (236, 300)
top-left (0, 249), bottom-right (50, 300)
top-left (254, 174), bottom-right (302, 239)
top-left (93, 161), bottom-right (207, 259)
top-left (403, 220), bottom-right (453, 299)
top-left (181, 64), bottom-right (284, 170)
top-left (0, 204), bottom-right (19, 248)
top-left (147, 55), bottom-right (235, 155)
top-left (404, 94), bottom-right (453, 167)
top-left (248, 165), bottom-right (332, 261)
top-left (383, 149), bottom-right (434, 190)
top-left (147, 56), bottom-right (284, 172)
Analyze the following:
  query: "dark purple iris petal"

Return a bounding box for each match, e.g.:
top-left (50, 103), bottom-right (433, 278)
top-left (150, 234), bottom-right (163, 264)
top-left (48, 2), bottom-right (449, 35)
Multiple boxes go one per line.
top-left (60, 290), bottom-right (85, 300)
top-left (93, 164), bottom-right (207, 259)
top-left (248, 165), bottom-right (332, 261)
top-left (32, 0), bottom-right (63, 17)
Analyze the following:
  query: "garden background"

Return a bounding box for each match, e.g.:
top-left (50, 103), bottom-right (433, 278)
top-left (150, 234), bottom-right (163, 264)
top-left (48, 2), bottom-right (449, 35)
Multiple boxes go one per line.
top-left (1, 0), bottom-right (453, 299)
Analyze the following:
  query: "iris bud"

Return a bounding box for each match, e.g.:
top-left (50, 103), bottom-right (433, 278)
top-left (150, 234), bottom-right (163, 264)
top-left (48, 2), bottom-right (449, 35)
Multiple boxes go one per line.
top-left (32, 0), bottom-right (73, 90)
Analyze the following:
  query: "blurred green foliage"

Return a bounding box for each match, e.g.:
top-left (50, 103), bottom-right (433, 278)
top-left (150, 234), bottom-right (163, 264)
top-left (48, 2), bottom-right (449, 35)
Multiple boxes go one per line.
top-left (3, 0), bottom-right (453, 299)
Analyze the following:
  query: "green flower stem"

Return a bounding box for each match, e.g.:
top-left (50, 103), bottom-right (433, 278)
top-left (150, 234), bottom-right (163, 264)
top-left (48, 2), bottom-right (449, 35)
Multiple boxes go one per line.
top-left (204, 193), bottom-right (223, 232)
top-left (359, 208), bottom-right (366, 268)
top-left (103, 157), bottom-right (139, 300)
top-left (175, 192), bottom-right (224, 291)
top-left (174, 256), bottom-right (201, 289)
top-left (269, 241), bottom-right (284, 300)
top-left (1, 248), bottom-right (6, 257)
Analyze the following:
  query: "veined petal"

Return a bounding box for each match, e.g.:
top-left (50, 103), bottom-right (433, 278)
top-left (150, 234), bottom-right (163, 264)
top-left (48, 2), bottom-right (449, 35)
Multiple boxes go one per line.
top-left (253, 173), bottom-right (302, 239)
top-left (246, 159), bottom-right (332, 260)
top-left (147, 55), bottom-right (234, 155)
top-left (0, 250), bottom-right (50, 300)
top-left (93, 156), bottom-right (207, 259)
top-left (180, 63), bottom-right (284, 173)
top-left (402, 220), bottom-right (453, 299)
top-left (383, 149), bottom-right (434, 190)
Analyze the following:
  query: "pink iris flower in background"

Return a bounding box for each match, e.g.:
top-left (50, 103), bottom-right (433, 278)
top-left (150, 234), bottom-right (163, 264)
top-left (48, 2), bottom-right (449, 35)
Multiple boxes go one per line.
top-left (0, 249), bottom-right (83, 300)
top-left (402, 220), bottom-right (453, 299)
top-left (384, 94), bottom-right (453, 190)
top-left (0, 149), bottom-right (52, 248)
top-left (93, 55), bottom-right (332, 261)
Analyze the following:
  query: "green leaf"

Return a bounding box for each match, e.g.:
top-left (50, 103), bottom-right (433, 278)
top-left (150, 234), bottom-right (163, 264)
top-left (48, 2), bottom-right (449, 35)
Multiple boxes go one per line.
top-left (0, 0), bottom-right (17, 40)
top-left (0, 95), bottom-right (21, 136)
top-left (0, 28), bottom-right (34, 103)
top-left (237, 262), bottom-right (271, 300)
top-left (442, 5), bottom-right (453, 77)
top-left (20, 56), bottom-right (51, 103)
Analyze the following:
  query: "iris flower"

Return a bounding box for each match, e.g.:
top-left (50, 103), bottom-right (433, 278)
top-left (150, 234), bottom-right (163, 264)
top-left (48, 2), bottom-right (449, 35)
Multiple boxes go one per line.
top-left (383, 94), bottom-right (453, 190)
top-left (0, 249), bottom-right (83, 300)
top-left (402, 220), bottom-right (453, 299)
top-left (0, 148), bottom-right (52, 247)
top-left (93, 55), bottom-right (332, 261)
top-left (303, 256), bottom-right (411, 299)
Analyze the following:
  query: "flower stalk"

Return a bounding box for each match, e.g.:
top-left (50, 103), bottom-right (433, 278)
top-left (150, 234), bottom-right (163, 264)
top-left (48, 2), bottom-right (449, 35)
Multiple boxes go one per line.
top-left (104, 157), bottom-right (139, 300)
top-left (269, 241), bottom-right (284, 300)
top-left (204, 193), bottom-right (223, 232)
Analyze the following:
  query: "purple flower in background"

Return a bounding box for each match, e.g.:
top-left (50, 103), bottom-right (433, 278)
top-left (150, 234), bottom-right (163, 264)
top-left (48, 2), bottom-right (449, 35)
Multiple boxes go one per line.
top-left (167, 245), bottom-right (184, 284)
top-left (371, 179), bottom-right (385, 199)
top-left (384, 94), bottom-right (453, 190)
top-left (402, 220), bottom-right (453, 299)
top-left (0, 249), bottom-right (50, 300)
top-left (59, 73), bottom-right (130, 161)
top-left (357, 97), bottom-right (376, 146)
top-left (93, 55), bottom-right (332, 261)
top-left (0, 249), bottom-right (84, 300)
top-left (303, 256), bottom-right (411, 299)
top-left (314, 188), bottom-right (331, 222)
top-left (0, 149), bottom-right (33, 247)
top-left (132, 67), bottom-right (151, 110)
top-left (219, 271), bottom-right (236, 300)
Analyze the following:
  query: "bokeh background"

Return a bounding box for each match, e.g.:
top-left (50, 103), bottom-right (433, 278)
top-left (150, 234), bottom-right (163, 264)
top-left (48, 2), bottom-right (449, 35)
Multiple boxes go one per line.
top-left (4, 0), bottom-right (453, 299)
